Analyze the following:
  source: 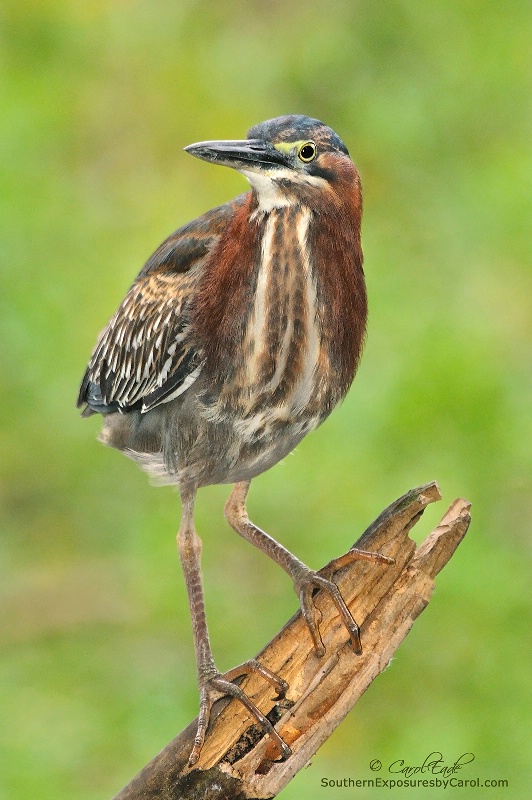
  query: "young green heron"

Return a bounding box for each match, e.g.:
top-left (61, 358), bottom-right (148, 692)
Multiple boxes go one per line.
top-left (78, 115), bottom-right (392, 765)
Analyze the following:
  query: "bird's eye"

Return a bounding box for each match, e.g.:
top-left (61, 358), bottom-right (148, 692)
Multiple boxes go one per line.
top-left (298, 142), bottom-right (317, 163)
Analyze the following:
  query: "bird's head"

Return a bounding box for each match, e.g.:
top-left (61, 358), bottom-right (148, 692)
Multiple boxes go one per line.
top-left (185, 115), bottom-right (360, 213)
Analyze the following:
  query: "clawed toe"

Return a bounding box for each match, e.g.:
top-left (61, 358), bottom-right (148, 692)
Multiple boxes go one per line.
top-left (224, 658), bottom-right (288, 700)
top-left (295, 549), bottom-right (394, 657)
top-left (297, 571), bottom-right (362, 656)
top-left (188, 664), bottom-right (291, 767)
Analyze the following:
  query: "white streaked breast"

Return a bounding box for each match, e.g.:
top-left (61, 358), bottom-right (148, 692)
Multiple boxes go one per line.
top-left (245, 213), bottom-right (276, 382)
top-left (290, 207), bottom-right (320, 413)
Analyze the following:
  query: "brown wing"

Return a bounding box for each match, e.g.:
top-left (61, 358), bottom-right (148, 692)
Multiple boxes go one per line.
top-left (77, 194), bottom-right (247, 415)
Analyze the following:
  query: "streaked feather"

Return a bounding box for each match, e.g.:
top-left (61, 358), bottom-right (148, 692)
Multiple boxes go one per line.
top-left (78, 195), bottom-right (247, 415)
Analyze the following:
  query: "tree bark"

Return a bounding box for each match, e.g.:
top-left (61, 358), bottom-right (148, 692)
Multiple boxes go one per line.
top-left (112, 482), bottom-right (471, 799)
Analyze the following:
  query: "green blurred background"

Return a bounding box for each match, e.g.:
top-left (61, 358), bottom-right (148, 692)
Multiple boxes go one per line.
top-left (1, 1), bottom-right (530, 798)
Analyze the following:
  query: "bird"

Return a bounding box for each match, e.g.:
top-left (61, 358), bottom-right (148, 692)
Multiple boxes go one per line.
top-left (78, 114), bottom-right (393, 766)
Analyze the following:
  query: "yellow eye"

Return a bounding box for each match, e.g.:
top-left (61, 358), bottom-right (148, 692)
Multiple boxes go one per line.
top-left (298, 141), bottom-right (317, 163)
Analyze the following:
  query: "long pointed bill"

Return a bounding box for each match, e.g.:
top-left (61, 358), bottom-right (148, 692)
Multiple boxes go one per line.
top-left (184, 138), bottom-right (287, 171)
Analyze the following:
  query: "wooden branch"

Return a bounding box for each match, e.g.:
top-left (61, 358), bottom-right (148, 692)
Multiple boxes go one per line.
top-left (112, 482), bottom-right (470, 800)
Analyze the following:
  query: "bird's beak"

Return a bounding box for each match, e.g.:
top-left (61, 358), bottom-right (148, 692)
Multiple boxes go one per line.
top-left (184, 138), bottom-right (287, 171)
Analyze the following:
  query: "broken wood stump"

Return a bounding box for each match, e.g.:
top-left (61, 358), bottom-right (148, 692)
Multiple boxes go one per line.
top-left (112, 481), bottom-right (471, 799)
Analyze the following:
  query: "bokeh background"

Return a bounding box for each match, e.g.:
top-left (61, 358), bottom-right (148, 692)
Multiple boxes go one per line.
top-left (1, 1), bottom-right (530, 798)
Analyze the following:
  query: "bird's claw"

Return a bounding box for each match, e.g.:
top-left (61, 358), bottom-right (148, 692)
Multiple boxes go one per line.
top-left (188, 663), bottom-right (291, 767)
top-left (295, 548), bottom-right (395, 657)
top-left (296, 571), bottom-right (362, 656)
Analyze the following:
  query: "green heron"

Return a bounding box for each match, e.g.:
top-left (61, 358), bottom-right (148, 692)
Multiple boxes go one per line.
top-left (78, 115), bottom-right (393, 765)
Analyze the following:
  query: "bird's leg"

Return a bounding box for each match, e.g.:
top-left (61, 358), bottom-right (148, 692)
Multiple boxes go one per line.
top-left (225, 481), bottom-right (394, 658)
top-left (177, 489), bottom-right (291, 766)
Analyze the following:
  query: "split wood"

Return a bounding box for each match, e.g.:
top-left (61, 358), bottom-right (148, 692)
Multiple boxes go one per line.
top-left (112, 481), bottom-right (471, 799)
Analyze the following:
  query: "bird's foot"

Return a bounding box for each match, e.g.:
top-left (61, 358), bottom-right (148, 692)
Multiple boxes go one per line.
top-left (294, 548), bottom-right (395, 657)
top-left (188, 659), bottom-right (291, 767)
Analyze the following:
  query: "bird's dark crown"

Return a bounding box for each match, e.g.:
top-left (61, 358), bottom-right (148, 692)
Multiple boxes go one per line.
top-left (247, 115), bottom-right (349, 157)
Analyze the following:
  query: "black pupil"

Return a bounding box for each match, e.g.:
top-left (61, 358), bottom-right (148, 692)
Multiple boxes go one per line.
top-left (300, 144), bottom-right (314, 160)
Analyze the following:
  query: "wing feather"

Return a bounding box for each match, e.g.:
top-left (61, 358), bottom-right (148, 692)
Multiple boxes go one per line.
top-left (77, 195), bottom-right (247, 415)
